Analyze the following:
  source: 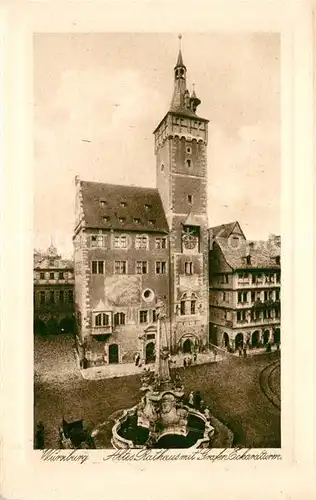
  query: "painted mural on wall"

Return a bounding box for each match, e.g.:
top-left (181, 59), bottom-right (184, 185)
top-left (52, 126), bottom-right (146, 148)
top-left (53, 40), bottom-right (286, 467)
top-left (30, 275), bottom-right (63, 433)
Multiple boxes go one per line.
top-left (103, 275), bottom-right (142, 307)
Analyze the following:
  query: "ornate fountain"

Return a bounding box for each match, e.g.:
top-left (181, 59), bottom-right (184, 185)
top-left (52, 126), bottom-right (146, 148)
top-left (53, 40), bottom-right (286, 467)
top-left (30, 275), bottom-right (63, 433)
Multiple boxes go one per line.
top-left (93, 300), bottom-right (214, 449)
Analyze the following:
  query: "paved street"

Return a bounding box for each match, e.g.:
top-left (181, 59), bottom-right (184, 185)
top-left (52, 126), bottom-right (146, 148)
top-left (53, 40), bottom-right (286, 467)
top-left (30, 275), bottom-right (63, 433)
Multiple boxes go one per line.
top-left (34, 334), bottom-right (280, 449)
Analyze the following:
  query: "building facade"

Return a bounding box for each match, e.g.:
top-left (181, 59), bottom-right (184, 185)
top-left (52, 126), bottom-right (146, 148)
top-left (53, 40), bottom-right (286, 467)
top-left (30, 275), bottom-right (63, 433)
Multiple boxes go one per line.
top-left (33, 244), bottom-right (75, 335)
top-left (73, 45), bottom-right (209, 366)
top-left (208, 222), bottom-right (281, 351)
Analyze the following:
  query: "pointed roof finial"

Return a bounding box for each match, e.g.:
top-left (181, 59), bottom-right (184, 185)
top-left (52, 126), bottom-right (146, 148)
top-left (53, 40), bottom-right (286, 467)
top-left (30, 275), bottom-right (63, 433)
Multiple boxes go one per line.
top-left (192, 83), bottom-right (196, 97)
top-left (175, 34), bottom-right (185, 68)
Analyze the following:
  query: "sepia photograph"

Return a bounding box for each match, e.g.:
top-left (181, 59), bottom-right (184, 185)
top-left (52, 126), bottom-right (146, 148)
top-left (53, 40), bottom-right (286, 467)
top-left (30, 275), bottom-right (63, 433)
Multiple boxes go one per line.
top-left (33, 32), bottom-right (281, 452)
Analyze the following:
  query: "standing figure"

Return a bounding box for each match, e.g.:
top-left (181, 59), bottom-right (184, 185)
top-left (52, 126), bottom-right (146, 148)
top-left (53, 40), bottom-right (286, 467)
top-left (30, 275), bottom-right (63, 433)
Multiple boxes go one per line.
top-left (238, 346), bottom-right (242, 357)
top-left (188, 391), bottom-right (194, 406)
top-left (243, 345), bottom-right (247, 358)
top-left (183, 357), bottom-right (187, 368)
top-left (135, 353), bottom-right (140, 367)
top-left (193, 352), bottom-right (197, 363)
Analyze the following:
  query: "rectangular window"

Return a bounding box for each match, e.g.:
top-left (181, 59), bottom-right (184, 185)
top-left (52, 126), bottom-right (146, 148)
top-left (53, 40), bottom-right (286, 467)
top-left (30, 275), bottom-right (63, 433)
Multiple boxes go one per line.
top-left (238, 292), bottom-right (247, 303)
top-left (135, 235), bottom-right (148, 249)
top-left (92, 261), bottom-right (104, 274)
top-left (221, 274), bottom-right (229, 284)
top-left (59, 290), bottom-right (64, 303)
top-left (115, 261), bottom-right (127, 274)
top-left (187, 194), bottom-right (193, 204)
top-left (238, 273), bottom-right (249, 284)
top-left (136, 261), bottom-right (148, 274)
top-left (50, 291), bottom-right (55, 304)
top-left (40, 272), bottom-right (45, 280)
top-left (237, 310), bottom-right (246, 322)
top-left (251, 291), bottom-right (255, 302)
top-left (222, 292), bottom-right (227, 302)
top-left (180, 300), bottom-right (186, 315)
top-left (156, 261), bottom-right (167, 274)
top-left (152, 310), bottom-right (157, 323)
top-left (276, 273), bottom-right (280, 284)
top-left (40, 291), bottom-right (45, 304)
top-left (139, 310), bottom-right (148, 324)
top-left (276, 290), bottom-right (280, 301)
top-left (155, 237), bottom-right (167, 250)
top-left (190, 300), bottom-right (196, 315)
top-left (68, 290), bottom-right (73, 302)
top-left (264, 291), bottom-right (268, 301)
top-left (59, 272), bottom-right (64, 280)
top-left (185, 262), bottom-right (193, 275)
top-left (50, 272), bottom-right (54, 280)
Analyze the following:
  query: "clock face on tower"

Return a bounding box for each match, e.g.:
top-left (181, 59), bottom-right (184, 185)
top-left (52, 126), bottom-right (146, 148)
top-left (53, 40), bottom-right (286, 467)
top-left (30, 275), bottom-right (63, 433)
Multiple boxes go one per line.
top-left (182, 233), bottom-right (198, 250)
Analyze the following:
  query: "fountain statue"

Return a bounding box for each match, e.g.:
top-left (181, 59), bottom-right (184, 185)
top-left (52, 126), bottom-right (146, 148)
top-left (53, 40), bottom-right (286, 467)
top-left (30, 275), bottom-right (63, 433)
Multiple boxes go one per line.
top-left (92, 299), bottom-right (214, 449)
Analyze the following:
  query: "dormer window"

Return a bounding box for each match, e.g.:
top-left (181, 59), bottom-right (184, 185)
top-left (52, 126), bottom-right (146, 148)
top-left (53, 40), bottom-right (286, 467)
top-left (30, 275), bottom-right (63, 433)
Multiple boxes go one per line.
top-left (120, 201), bottom-right (127, 207)
top-left (144, 204), bottom-right (151, 211)
top-left (133, 218), bottom-right (140, 224)
top-left (246, 255), bottom-right (251, 265)
top-left (103, 216), bottom-right (110, 222)
top-left (100, 200), bottom-right (107, 207)
top-left (118, 217), bottom-right (125, 224)
top-left (148, 219), bottom-right (155, 226)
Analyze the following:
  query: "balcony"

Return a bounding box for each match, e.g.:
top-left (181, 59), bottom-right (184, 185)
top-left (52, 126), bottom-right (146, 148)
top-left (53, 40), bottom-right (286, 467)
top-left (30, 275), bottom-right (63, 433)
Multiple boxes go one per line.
top-left (91, 325), bottom-right (113, 335)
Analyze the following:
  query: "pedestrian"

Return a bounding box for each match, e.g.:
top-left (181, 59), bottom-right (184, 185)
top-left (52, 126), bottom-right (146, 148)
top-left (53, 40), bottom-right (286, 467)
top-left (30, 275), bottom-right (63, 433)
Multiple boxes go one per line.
top-left (193, 352), bottom-right (197, 363)
top-left (188, 391), bottom-right (194, 406)
top-left (238, 346), bottom-right (242, 357)
top-left (276, 343), bottom-right (280, 351)
top-left (243, 345), bottom-right (247, 358)
top-left (213, 349), bottom-right (217, 362)
top-left (183, 357), bottom-right (187, 368)
top-left (135, 353), bottom-right (140, 367)
top-left (200, 399), bottom-right (205, 412)
top-left (188, 356), bottom-right (192, 366)
top-left (194, 391), bottom-right (202, 409)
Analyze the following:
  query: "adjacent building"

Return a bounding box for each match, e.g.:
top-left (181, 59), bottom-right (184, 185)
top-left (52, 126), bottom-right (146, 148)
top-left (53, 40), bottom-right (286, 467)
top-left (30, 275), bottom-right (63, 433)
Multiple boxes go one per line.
top-left (208, 222), bottom-right (281, 351)
top-left (73, 45), bottom-right (209, 366)
top-left (33, 243), bottom-right (75, 335)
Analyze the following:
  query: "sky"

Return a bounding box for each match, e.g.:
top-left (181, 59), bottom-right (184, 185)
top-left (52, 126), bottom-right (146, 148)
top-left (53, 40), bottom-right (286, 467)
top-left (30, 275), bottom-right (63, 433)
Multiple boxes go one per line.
top-left (34, 33), bottom-right (280, 257)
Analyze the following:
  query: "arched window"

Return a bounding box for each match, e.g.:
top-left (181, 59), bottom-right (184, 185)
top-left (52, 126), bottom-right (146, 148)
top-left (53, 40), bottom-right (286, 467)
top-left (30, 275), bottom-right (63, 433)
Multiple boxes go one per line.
top-left (114, 312), bottom-right (126, 326)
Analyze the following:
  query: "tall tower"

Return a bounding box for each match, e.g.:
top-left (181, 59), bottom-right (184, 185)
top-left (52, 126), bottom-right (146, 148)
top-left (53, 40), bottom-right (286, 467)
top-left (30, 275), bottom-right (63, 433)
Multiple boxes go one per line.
top-left (154, 37), bottom-right (209, 354)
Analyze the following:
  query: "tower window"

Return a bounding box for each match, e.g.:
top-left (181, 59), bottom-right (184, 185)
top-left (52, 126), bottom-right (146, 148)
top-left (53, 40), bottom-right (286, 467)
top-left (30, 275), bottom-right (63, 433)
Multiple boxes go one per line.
top-left (188, 195), bottom-right (193, 204)
top-left (144, 204), bottom-right (151, 210)
top-left (103, 216), bottom-right (110, 222)
top-left (185, 262), bottom-right (193, 275)
top-left (118, 217), bottom-right (125, 224)
top-left (148, 219), bottom-right (155, 226)
top-left (186, 147), bottom-right (192, 154)
top-left (133, 218), bottom-right (141, 224)
top-left (120, 201), bottom-right (127, 207)
top-left (186, 159), bottom-right (191, 168)
top-left (161, 163), bottom-right (164, 172)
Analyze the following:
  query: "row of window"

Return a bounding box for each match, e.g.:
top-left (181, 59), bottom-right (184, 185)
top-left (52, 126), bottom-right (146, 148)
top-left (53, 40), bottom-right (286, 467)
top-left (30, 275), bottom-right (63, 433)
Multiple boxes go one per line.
top-left (91, 260), bottom-right (197, 276)
top-left (237, 308), bottom-right (280, 323)
top-left (237, 290), bottom-right (280, 303)
top-left (36, 271), bottom-right (73, 281)
top-left (92, 309), bottom-right (158, 328)
top-left (91, 260), bottom-right (168, 275)
top-left (37, 289), bottom-right (73, 305)
top-left (90, 235), bottom-right (168, 249)
top-left (238, 272), bottom-right (281, 284)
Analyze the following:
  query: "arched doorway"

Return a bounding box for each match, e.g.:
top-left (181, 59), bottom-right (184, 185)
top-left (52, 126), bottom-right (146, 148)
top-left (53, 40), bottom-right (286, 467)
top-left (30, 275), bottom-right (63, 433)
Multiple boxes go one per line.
top-left (263, 330), bottom-right (270, 345)
top-left (34, 318), bottom-right (46, 335)
top-left (46, 318), bottom-right (59, 335)
top-left (109, 344), bottom-right (119, 364)
top-left (145, 342), bottom-right (155, 364)
top-left (59, 316), bottom-right (75, 334)
top-left (251, 330), bottom-right (260, 348)
top-left (183, 338), bottom-right (192, 354)
top-left (235, 333), bottom-right (244, 349)
top-left (223, 332), bottom-right (229, 349)
top-left (274, 328), bottom-right (280, 344)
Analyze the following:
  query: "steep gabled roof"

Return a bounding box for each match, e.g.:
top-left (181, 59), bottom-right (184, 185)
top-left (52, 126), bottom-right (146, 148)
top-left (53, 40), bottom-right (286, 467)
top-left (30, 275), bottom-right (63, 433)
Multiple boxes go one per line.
top-left (80, 181), bottom-right (169, 233)
top-left (209, 221), bottom-right (246, 240)
top-left (215, 237), bottom-right (281, 271)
